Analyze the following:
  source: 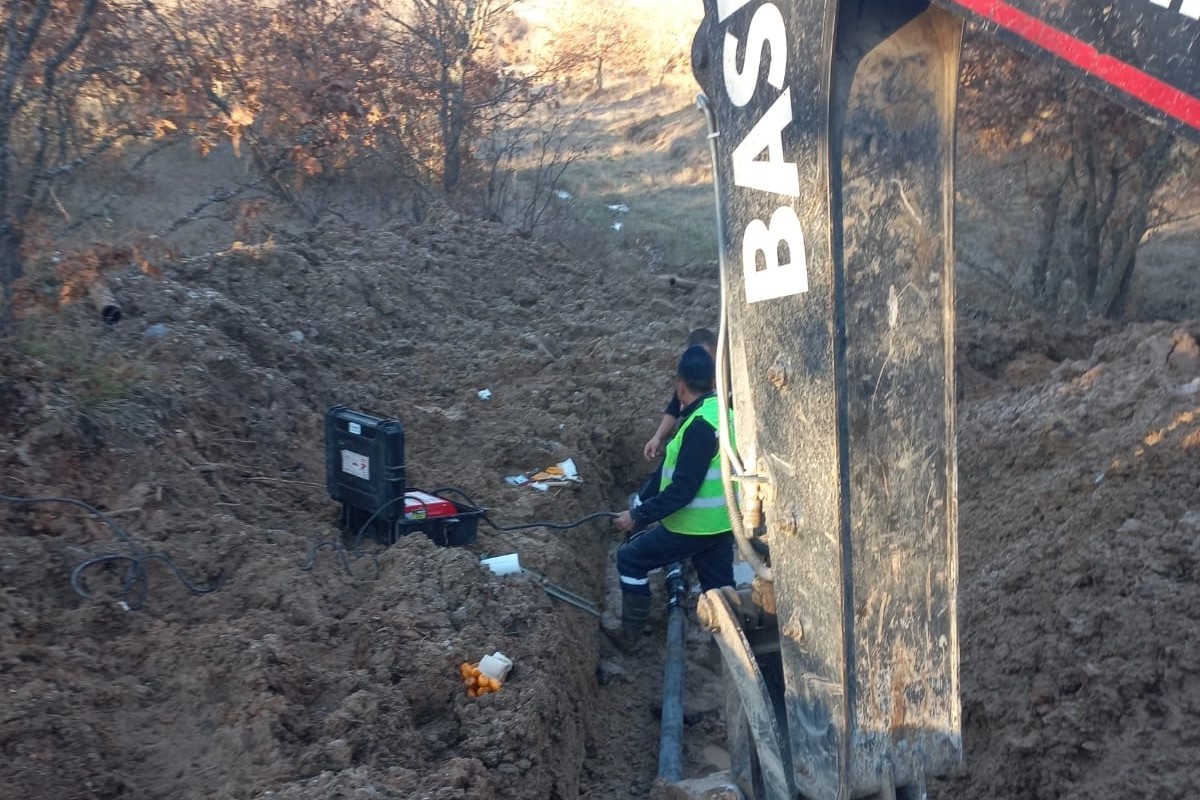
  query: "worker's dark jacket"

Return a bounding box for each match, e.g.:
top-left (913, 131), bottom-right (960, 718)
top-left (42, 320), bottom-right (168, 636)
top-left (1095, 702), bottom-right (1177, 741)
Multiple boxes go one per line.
top-left (631, 392), bottom-right (724, 531)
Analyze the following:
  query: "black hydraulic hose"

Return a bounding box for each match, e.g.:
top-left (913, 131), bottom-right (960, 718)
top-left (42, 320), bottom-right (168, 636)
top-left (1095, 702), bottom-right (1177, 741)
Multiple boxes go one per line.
top-left (301, 494), bottom-right (406, 576)
top-left (0, 493), bottom-right (219, 609)
top-left (696, 93), bottom-right (773, 584)
top-left (431, 486), bottom-right (618, 532)
top-left (299, 539), bottom-right (354, 575)
top-left (658, 562), bottom-right (688, 783)
top-left (484, 510), bottom-right (619, 532)
top-left (303, 488), bottom-right (616, 576)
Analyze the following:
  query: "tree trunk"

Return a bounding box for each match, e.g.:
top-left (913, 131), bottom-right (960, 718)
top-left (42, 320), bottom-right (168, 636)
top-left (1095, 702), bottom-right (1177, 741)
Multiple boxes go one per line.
top-left (441, 52), bottom-right (469, 192)
top-left (443, 141), bottom-right (462, 192)
top-left (1102, 243), bottom-right (1138, 320)
top-left (1030, 173), bottom-right (1065, 310)
top-left (1099, 131), bottom-right (1175, 319)
top-left (0, 222), bottom-right (24, 324)
top-left (1077, 142), bottom-right (1102, 306)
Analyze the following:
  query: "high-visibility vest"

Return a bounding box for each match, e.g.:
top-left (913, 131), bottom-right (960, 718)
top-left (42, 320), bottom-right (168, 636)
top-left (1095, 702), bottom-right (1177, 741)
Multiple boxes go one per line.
top-left (659, 394), bottom-right (732, 535)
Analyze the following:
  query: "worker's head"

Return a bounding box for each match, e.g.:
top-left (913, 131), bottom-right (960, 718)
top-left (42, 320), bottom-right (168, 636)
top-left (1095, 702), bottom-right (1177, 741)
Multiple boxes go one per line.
top-left (686, 328), bottom-right (717, 358)
top-left (676, 345), bottom-right (715, 403)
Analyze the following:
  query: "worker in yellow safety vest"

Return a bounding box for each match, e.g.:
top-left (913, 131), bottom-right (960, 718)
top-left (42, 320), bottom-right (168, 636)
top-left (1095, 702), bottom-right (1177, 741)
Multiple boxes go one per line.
top-left (611, 345), bottom-right (734, 639)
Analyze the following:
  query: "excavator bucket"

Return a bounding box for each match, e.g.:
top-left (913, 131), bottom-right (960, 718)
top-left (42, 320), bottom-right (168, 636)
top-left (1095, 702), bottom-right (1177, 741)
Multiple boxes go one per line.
top-left (692, 0), bottom-right (962, 797)
top-left (691, 0), bottom-right (1197, 797)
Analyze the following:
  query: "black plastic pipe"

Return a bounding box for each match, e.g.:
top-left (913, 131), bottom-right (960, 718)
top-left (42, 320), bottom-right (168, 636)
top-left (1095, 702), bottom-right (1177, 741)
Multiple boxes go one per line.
top-left (658, 563), bottom-right (688, 782)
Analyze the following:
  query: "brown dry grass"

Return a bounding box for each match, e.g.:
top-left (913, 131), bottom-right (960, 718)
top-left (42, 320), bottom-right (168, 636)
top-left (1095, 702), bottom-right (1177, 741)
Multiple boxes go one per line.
top-left (516, 74), bottom-right (719, 268)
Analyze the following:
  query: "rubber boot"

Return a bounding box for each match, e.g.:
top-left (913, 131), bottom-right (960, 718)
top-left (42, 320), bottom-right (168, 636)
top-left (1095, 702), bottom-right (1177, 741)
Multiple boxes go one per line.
top-left (624, 592), bottom-right (652, 628)
top-left (601, 592), bottom-right (653, 654)
top-left (621, 592), bottom-right (652, 637)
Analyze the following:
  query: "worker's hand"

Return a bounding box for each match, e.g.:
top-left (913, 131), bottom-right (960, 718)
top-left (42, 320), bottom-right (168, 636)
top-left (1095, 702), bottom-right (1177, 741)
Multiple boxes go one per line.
top-left (643, 435), bottom-right (662, 460)
top-left (613, 510), bottom-right (635, 533)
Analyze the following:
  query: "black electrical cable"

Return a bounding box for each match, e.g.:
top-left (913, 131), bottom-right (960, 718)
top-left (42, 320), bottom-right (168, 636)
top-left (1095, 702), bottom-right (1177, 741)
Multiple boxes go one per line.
top-left (1, 493), bottom-right (139, 548)
top-left (300, 494), bottom-right (405, 576)
top-left (0, 493), bottom-right (219, 610)
top-left (431, 486), bottom-right (619, 532)
top-left (486, 510), bottom-right (620, 532)
top-left (302, 488), bottom-right (618, 576)
top-left (299, 539), bottom-right (353, 576)
top-left (349, 494), bottom-right (408, 550)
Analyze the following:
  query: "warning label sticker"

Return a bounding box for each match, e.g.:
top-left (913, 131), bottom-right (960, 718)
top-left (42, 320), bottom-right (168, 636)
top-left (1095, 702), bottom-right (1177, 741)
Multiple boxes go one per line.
top-left (341, 450), bottom-right (369, 480)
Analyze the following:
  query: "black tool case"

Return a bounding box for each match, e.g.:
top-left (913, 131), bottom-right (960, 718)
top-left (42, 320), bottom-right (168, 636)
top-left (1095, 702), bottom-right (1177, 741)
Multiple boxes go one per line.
top-left (324, 406), bottom-right (482, 547)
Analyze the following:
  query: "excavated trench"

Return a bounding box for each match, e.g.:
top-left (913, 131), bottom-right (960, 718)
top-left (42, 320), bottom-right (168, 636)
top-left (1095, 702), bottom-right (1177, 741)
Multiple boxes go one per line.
top-left (7, 212), bottom-right (1199, 800)
top-left (0, 215), bottom-right (735, 800)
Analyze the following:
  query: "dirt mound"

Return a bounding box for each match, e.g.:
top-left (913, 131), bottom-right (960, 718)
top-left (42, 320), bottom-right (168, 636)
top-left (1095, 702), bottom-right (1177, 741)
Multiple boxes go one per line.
top-left (0, 209), bottom-right (722, 799)
top-left (4, 204), bottom-right (1200, 799)
top-left (934, 319), bottom-right (1200, 800)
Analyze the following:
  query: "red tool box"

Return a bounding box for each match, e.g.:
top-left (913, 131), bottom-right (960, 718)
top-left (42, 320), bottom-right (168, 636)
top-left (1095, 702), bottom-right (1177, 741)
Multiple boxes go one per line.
top-left (404, 490), bottom-right (458, 520)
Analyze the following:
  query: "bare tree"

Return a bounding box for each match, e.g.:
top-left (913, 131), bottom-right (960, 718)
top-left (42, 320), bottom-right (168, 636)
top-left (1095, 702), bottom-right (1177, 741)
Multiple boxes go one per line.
top-left (544, 0), bottom-right (638, 93)
top-left (477, 97), bottom-right (592, 234)
top-left (514, 105), bottom-right (591, 235)
top-left (143, 0), bottom-right (415, 218)
top-left (958, 33), bottom-right (1191, 320)
top-left (1061, 108), bottom-right (1176, 319)
top-left (386, 0), bottom-right (521, 193)
top-left (0, 0), bottom-right (102, 318)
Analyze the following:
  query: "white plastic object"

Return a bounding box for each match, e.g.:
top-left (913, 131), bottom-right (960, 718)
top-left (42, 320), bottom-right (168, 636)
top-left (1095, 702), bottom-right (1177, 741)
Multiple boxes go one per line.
top-left (479, 652), bottom-right (513, 681)
top-left (481, 553), bottom-right (521, 576)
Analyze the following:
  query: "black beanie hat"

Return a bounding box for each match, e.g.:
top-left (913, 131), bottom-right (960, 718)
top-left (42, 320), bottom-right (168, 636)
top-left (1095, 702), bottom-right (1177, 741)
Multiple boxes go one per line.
top-left (677, 345), bottom-right (716, 391)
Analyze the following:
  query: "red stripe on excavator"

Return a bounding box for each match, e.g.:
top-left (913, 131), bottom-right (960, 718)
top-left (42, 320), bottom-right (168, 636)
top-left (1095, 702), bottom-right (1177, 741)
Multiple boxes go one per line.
top-left (951, 0), bottom-right (1200, 130)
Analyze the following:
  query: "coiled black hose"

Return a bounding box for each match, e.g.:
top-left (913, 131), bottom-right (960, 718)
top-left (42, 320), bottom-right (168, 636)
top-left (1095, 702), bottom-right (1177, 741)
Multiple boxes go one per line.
top-left (0, 493), bottom-right (219, 610)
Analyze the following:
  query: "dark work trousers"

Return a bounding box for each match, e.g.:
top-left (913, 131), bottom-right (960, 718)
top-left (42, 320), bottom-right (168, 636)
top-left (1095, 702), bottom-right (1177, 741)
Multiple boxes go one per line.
top-left (617, 524), bottom-right (734, 596)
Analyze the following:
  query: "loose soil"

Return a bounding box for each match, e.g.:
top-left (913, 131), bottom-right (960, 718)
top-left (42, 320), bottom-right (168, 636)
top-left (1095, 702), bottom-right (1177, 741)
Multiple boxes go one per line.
top-left (934, 316), bottom-right (1200, 800)
top-left (0, 210), bottom-right (730, 800)
top-left (3, 90), bottom-right (1200, 800)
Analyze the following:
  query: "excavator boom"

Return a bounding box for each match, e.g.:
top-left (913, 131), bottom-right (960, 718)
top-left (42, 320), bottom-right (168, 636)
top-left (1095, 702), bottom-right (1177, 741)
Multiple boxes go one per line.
top-left (690, 1), bottom-right (1197, 798)
top-left (934, 0), bottom-right (1200, 141)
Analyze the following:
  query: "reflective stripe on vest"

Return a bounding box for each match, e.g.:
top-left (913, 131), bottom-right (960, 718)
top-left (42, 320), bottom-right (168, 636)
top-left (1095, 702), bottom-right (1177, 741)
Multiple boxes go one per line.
top-left (659, 394), bottom-right (733, 535)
